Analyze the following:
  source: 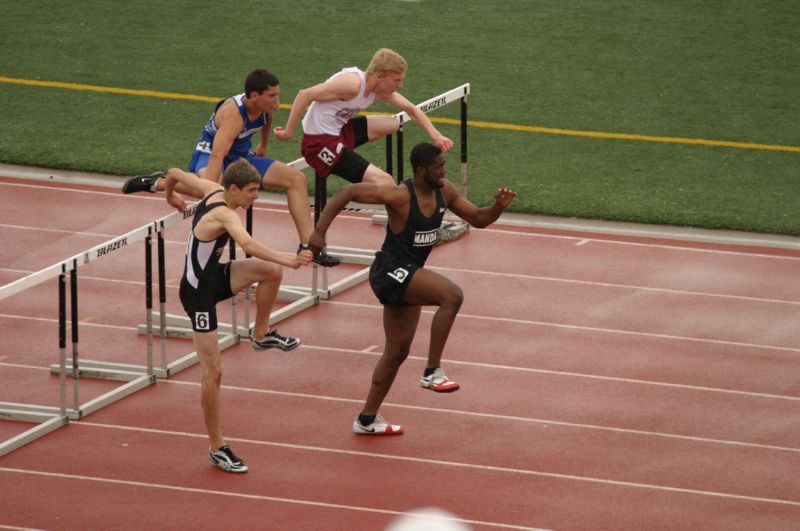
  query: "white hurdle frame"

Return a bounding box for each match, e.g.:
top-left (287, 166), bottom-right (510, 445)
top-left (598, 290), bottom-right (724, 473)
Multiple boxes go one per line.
top-left (0, 206), bottom-right (201, 455)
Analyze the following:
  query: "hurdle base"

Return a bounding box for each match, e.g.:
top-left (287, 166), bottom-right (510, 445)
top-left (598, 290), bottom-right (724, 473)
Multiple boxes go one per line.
top-left (0, 408), bottom-right (68, 457)
top-left (38, 372), bottom-right (156, 420)
top-left (69, 332), bottom-right (240, 380)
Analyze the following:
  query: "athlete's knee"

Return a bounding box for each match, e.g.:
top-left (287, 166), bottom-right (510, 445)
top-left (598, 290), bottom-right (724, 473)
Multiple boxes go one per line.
top-left (263, 164), bottom-right (307, 192)
top-left (285, 169), bottom-right (307, 191)
top-left (368, 115), bottom-right (400, 138)
top-left (362, 170), bottom-right (394, 186)
top-left (201, 361), bottom-right (222, 387)
top-left (385, 345), bottom-right (411, 367)
top-left (259, 261), bottom-right (282, 282)
top-left (441, 284), bottom-right (464, 311)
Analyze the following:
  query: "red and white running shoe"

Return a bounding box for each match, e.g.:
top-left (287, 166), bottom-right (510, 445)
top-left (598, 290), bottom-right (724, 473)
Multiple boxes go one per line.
top-left (353, 414), bottom-right (404, 435)
top-left (420, 368), bottom-right (460, 393)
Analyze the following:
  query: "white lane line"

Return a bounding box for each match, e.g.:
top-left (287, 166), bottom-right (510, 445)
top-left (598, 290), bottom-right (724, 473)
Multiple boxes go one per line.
top-left (3, 180), bottom-right (797, 259)
top-left (49, 423), bottom-right (800, 507)
top-left (3, 362), bottom-right (797, 453)
top-left (160, 380), bottom-right (800, 455)
top-left (0, 466), bottom-right (544, 531)
top-left (297, 344), bottom-right (800, 402)
top-left (6, 263), bottom-right (797, 307)
top-left (430, 265), bottom-right (800, 306)
top-left (325, 300), bottom-right (800, 354)
top-left (3, 317), bottom-right (798, 404)
top-left (477, 226), bottom-right (800, 259)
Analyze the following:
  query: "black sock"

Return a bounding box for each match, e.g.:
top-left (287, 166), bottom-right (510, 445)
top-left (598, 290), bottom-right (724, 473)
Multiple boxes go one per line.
top-left (424, 367), bottom-right (438, 378)
top-left (358, 414), bottom-right (376, 426)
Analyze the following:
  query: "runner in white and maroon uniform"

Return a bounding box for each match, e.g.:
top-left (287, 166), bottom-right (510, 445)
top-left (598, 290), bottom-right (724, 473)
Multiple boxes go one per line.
top-left (274, 48), bottom-right (455, 184)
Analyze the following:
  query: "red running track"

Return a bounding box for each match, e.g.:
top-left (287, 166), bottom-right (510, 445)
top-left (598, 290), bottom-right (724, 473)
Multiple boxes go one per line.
top-left (1, 176), bottom-right (799, 530)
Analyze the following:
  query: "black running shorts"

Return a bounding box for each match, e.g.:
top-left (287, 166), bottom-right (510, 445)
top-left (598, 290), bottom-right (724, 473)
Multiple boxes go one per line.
top-left (179, 262), bottom-right (235, 332)
top-left (368, 251), bottom-right (420, 306)
top-left (301, 116), bottom-right (370, 182)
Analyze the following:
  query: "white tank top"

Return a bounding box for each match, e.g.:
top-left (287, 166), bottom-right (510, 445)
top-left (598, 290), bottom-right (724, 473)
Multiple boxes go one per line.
top-left (302, 67), bottom-right (376, 135)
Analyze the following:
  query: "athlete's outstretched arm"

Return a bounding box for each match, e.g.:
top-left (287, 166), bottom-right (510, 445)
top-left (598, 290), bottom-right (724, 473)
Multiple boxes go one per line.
top-left (384, 92), bottom-right (454, 153)
top-left (216, 209), bottom-right (310, 269)
top-left (445, 181), bottom-right (517, 228)
top-left (308, 183), bottom-right (405, 255)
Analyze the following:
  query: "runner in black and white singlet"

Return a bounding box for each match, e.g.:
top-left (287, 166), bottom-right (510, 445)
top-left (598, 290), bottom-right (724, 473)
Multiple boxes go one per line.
top-left (309, 142), bottom-right (517, 436)
top-left (179, 189), bottom-right (233, 333)
top-left (164, 159), bottom-right (312, 474)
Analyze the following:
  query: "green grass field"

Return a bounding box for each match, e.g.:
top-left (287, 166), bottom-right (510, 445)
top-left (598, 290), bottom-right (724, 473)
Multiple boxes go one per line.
top-left (1, 0), bottom-right (798, 235)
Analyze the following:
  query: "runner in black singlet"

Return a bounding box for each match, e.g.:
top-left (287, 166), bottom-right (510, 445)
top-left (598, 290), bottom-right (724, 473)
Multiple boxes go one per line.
top-left (166, 159), bottom-right (312, 473)
top-left (309, 142), bottom-right (516, 435)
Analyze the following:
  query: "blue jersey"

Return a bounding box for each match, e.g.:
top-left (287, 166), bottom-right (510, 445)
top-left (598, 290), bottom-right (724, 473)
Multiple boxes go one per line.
top-left (192, 93), bottom-right (269, 162)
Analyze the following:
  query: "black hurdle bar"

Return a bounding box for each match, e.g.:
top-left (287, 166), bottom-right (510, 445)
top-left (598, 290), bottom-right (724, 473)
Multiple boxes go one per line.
top-left (461, 93), bottom-right (468, 167)
top-left (246, 207), bottom-right (253, 243)
top-left (395, 124), bottom-right (404, 183)
top-left (244, 207), bottom-right (253, 329)
top-left (58, 268), bottom-right (67, 415)
top-left (385, 135), bottom-right (393, 177)
top-left (229, 235), bottom-right (238, 335)
top-left (70, 261), bottom-right (79, 413)
top-left (314, 172), bottom-right (326, 225)
top-left (145, 231), bottom-right (154, 375)
top-left (157, 226), bottom-right (167, 369)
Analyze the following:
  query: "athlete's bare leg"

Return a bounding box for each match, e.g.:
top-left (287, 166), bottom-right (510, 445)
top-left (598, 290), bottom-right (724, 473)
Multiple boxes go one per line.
top-left (360, 304), bottom-right (421, 416)
top-left (260, 162), bottom-right (313, 245)
top-left (399, 268), bottom-right (463, 370)
top-left (230, 259), bottom-right (283, 339)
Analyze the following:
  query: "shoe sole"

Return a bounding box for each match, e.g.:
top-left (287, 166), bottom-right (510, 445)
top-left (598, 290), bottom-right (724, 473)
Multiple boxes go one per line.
top-left (212, 462), bottom-right (249, 473)
top-left (251, 340), bottom-right (301, 352)
top-left (210, 458), bottom-right (249, 473)
top-left (353, 427), bottom-right (404, 435)
top-left (421, 382), bottom-right (460, 393)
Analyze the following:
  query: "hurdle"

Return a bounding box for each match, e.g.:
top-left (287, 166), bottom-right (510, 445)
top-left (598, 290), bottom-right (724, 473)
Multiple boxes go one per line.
top-left (370, 83), bottom-right (472, 241)
top-left (0, 205), bottom-right (208, 455)
top-left (287, 82), bottom-right (472, 300)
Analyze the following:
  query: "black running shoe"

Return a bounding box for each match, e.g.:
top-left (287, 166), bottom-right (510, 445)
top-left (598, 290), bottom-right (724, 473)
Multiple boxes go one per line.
top-left (209, 445), bottom-right (248, 473)
top-left (298, 243), bottom-right (341, 267)
top-left (250, 329), bottom-right (301, 351)
top-left (122, 171), bottom-right (164, 194)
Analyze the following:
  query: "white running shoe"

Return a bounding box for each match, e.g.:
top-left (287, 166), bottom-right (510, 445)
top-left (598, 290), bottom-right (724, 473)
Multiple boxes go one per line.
top-left (353, 414), bottom-right (404, 435)
top-left (420, 367), bottom-right (460, 393)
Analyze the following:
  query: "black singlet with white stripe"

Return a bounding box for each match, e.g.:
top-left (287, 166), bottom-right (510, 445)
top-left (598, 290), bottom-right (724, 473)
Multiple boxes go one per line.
top-left (380, 180), bottom-right (445, 267)
top-left (181, 189), bottom-right (230, 292)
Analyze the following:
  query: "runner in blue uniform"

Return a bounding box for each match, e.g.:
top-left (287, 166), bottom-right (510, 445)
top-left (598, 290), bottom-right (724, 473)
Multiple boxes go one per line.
top-left (165, 159), bottom-right (312, 473)
top-left (123, 69), bottom-right (338, 266)
top-left (309, 142), bottom-right (516, 435)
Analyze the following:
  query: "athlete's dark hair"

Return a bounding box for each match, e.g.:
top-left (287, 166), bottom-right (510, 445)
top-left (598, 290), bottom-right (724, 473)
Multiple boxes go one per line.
top-left (244, 69), bottom-right (280, 96)
top-left (410, 142), bottom-right (442, 173)
top-left (222, 159), bottom-right (260, 190)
